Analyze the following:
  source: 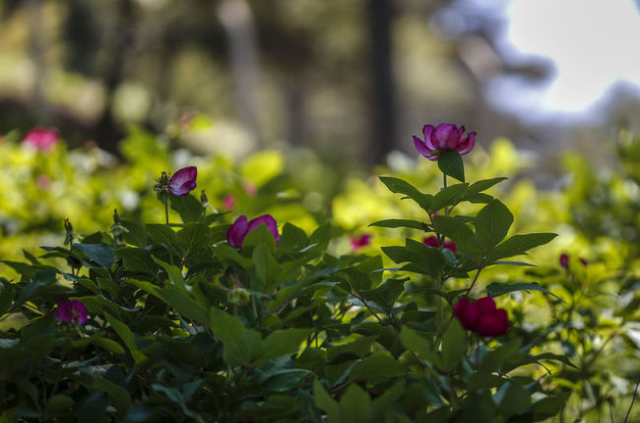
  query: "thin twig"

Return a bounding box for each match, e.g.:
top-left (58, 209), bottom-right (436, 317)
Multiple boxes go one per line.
top-left (623, 377), bottom-right (640, 423)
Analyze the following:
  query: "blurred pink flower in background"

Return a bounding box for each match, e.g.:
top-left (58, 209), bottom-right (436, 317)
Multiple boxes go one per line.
top-left (350, 233), bottom-right (371, 251)
top-left (22, 126), bottom-right (60, 151)
top-left (223, 194), bottom-right (236, 210)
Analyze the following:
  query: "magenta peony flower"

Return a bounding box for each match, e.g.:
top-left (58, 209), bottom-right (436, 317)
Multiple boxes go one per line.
top-left (55, 299), bottom-right (88, 325)
top-left (413, 123), bottom-right (476, 161)
top-left (22, 126), bottom-right (60, 151)
top-left (168, 166), bottom-right (197, 196)
top-left (227, 214), bottom-right (279, 248)
top-left (453, 296), bottom-right (510, 337)
top-left (350, 233), bottom-right (371, 251)
top-left (423, 236), bottom-right (456, 253)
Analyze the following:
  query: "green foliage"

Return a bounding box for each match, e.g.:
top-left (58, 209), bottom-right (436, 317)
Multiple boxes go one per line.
top-left (1, 130), bottom-right (639, 422)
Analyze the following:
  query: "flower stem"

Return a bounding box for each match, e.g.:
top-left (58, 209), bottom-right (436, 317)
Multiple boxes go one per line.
top-left (624, 377), bottom-right (639, 423)
top-left (165, 201), bottom-right (169, 225)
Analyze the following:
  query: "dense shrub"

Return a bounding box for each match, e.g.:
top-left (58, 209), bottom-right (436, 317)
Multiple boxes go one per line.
top-left (0, 126), bottom-right (639, 422)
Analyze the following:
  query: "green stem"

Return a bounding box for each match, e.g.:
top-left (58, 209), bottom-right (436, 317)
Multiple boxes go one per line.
top-left (624, 377), bottom-right (639, 423)
top-left (164, 201), bottom-right (169, 225)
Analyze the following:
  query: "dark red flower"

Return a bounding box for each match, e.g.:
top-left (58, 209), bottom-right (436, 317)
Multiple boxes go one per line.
top-left (423, 236), bottom-right (456, 253)
top-left (413, 123), bottom-right (476, 161)
top-left (453, 296), bottom-right (510, 337)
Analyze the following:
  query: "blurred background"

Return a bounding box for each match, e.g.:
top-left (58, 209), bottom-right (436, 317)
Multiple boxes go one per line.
top-left (2, 0), bottom-right (639, 182)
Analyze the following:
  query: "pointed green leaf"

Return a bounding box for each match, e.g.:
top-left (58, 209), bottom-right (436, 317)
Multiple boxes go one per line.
top-left (369, 219), bottom-right (429, 230)
top-left (340, 385), bottom-right (372, 423)
top-left (486, 282), bottom-right (563, 301)
top-left (474, 199), bottom-right (513, 251)
top-left (485, 233), bottom-right (557, 265)
top-left (437, 150), bottom-right (465, 182)
top-left (441, 319), bottom-right (466, 371)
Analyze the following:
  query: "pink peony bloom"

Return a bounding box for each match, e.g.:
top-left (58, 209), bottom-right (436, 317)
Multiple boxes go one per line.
top-left (350, 233), bottom-right (371, 251)
top-left (227, 214), bottom-right (279, 248)
top-left (55, 299), bottom-right (88, 325)
top-left (22, 126), bottom-right (60, 151)
top-left (168, 166), bottom-right (197, 196)
top-left (413, 123), bottom-right (476, 161)
top-left (453, 296), bottom-right (511, 337)
top-left (423, 236), bottom-right (456, 253)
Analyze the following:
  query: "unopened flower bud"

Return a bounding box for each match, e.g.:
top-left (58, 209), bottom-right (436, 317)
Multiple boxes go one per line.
top-left (227, 287), bottom-right (251, 305)
top-left (64, 218), bottom-right (76, 246)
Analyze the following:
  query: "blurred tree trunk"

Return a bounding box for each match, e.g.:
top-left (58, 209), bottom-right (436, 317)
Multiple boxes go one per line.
top-left (217, 0), bottom-right (262, 147)
top-left (94, 0), bottom-right (134, 155)
top-left (26, 0), bottom-right (48, 121)
top-left (366, 0), bottom-right (397, 165)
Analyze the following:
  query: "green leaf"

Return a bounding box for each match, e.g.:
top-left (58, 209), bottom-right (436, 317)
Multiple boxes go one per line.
top-left (437, 149), bottom-right (465, 182)
top-left (279, 222), bottom-right (309, 251)
top-left (474, 199), bottom-right (513, 251)
top-left (486, 282), bottom-right (563, 301)
top-left (0, 285), bottom-right (15, 316)
top-left (327, 337), bottom-right (377, 363)
top-left (121, 220), bottom-right (149, 247)
top-left (145, 224), bottom-right (180, 254)
top-left (259, 329), bottom-right (313, 364)
top-left (104, 312), bottom-right (147, 363)
top-left (441, 319), bottom-right (466, 371)
top-left (209, 308), bottom-right (246, 363)
top-left (117, 248), bottom-right (161, 277)
top-left (495, 382), bottom-right (531, 416)
top-left (177, 223), bottom-right (212, 259)
top-left (152, 257), bottom-right (185, 289)
top-left (485, 233), bottom-right (557, 264)
top-left (243, 223), bottom-right (277, 253)
top-left (252, 244), bottom-right (280, 291)
top-left (17, 269), bottom-right (57, 303)
top-left (464, 177), bottom-right (508, 197)
top-left (369, 219), bottom-right (429, 230)
top-left (314, 379), bottom-right (341, 423)
top-left (430, 183), bottom-right (469, 214)
top-left (170, 194), bottom-right (203, 223)
top-left (44, 395), bottom-right (74, 416)
top-left (340, 384), bottom-right (372, 423)
top-left (432, 216), bottom-right (481, 260)
top-left (400, 326), bottom-right (442, 368)
top-left (379, 176), bottom-right (433, 211)
top-left (86, 375), bottom-right (131, 417)
top-left (72, 243), bottom-right (115, 269)
top-left (159, 285), bottom-right (210, 326)
top-left (512, 393), bottom-right (570, 422)
top-left (348, 352), bottom-right (405, 384)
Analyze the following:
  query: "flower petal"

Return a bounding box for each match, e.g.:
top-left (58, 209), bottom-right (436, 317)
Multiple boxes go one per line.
top-left (227, 215), bottom-right (249, 248)
top-left (247, 214), bottom-right (280, 245)
top-left (456, 131), bottom-right (476, 155)
top-left (168, 166), bottom-right (198, 196)
top-left (433, 124), bottom-right (454, 149)
top-left (422, 125), bottom-right (438, 151)
top-left (413, 135), bottom-right (435, 159)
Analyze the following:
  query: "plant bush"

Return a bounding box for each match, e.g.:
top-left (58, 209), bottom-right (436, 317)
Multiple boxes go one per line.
top-left (0, 125), bottom-right (639, 422)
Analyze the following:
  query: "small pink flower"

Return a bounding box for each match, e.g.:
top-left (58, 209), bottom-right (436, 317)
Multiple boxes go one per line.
top-left (22, 126), bottom-right (60, 151)
top-left (227, 214), bottom-right (279, 248)
top-left (168, 166), bottom-right (197, 196)
top-left (453, 296), bottom-right (510, 337)
top-left (55, 299), bottom-right (88, 325)
top-left (413, 123), bottom-right (476, 161)
top-left (350, 234), bottom-right (371, 251)
top-left (222, 194), bottom-right (236, 210)
top-left (423, 236), bottom-right (456, 253)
